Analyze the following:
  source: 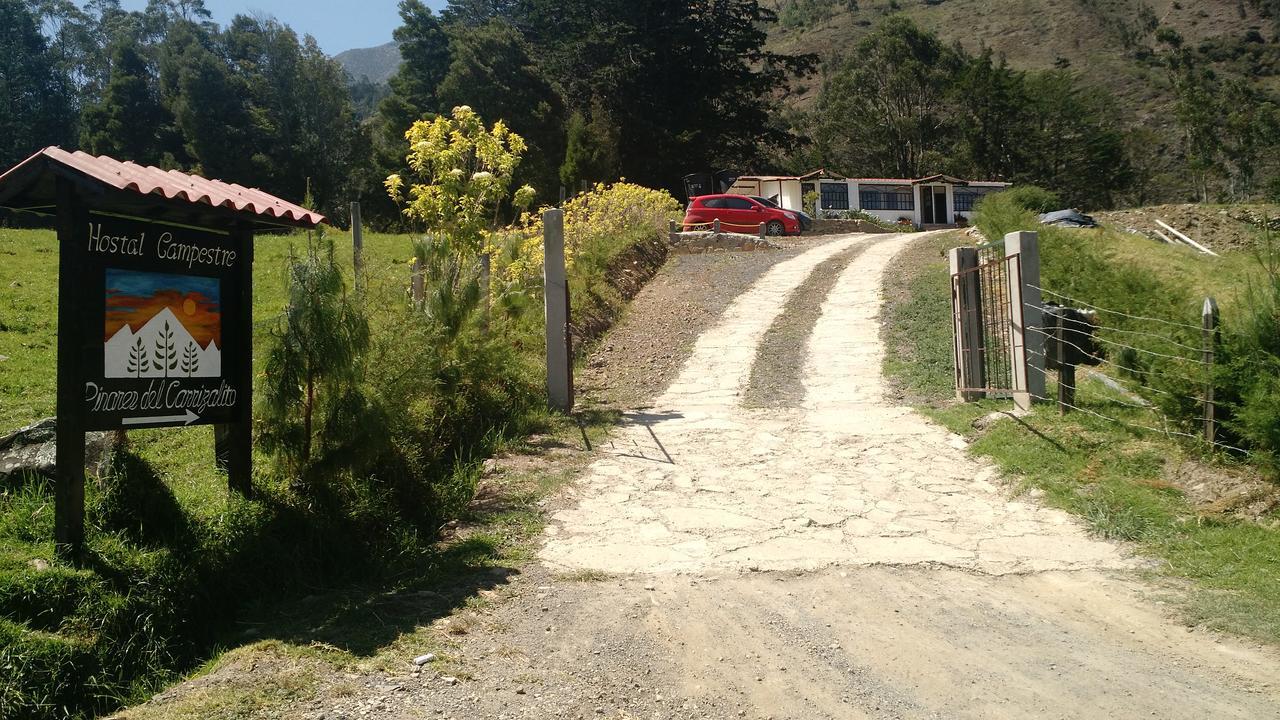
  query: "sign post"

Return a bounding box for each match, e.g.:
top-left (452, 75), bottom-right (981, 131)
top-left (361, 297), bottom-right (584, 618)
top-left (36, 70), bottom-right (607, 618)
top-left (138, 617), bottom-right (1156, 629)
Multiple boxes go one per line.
top-left (0, 147), bottom-right (325, 559)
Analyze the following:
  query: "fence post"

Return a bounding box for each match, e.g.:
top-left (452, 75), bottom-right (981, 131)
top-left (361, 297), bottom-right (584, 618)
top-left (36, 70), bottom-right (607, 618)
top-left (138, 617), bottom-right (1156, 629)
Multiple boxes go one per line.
top-left (1202, 297), bottom-right (1219, 444)
top-left (543, 208), bottom-right (573, 412)
top-left (410, 257), bottom-right (424, 307)
top-left (1004, 231), bottom-right (1044, 411)
top-left (949, 246), bottom-right (985, 402)
top-left (350, 201), bottom-right (363, 290)
top-left (479, 252), bottom-right (491, 333)
top-left (669, 219), bottom-right (679, 244)
top-left (713, 219), bottom-right (720, 234)
top-left (1056, 312), bottom-right (1076, 415)
top-left (758, 222), bottom-right (766, 239)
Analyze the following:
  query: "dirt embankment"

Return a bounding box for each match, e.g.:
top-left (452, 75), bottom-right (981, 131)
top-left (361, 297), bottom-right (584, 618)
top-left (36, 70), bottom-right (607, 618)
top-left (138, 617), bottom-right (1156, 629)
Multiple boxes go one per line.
top-left (576, 240), bottom-right (812, 410)
top-left (1094, 203), bottom-right (1280, 253)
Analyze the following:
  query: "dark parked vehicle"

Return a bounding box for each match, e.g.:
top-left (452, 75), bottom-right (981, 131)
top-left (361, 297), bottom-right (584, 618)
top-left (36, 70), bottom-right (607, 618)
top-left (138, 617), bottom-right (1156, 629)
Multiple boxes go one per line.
top-left (683, 194), bottom-right (803, 236)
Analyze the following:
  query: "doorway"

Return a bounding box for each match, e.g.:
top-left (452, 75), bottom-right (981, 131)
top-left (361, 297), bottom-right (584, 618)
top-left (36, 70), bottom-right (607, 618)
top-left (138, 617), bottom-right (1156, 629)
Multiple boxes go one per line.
top-left (921, 186), bottom-right (949, 224)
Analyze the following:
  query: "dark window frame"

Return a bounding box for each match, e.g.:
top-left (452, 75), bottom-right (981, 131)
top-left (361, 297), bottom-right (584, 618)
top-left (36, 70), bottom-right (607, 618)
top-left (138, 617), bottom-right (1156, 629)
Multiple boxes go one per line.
top-left (953, 189), bottom-right (987, 212)
top-left (858, 187), bottom-right (914, 211)
top-left (820, 182), bottom-right (850, 210)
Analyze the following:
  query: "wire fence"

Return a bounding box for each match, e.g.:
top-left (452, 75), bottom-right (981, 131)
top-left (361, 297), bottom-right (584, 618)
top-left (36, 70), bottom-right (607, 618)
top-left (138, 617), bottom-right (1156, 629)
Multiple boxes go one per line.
top-left (1021, 285), bottom-right (1247, 455)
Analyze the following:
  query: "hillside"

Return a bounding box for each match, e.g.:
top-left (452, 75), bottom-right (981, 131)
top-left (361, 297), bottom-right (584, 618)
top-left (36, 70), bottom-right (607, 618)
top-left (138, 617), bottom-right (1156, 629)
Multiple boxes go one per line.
top-left (334, 40), bottom-right (400, 83)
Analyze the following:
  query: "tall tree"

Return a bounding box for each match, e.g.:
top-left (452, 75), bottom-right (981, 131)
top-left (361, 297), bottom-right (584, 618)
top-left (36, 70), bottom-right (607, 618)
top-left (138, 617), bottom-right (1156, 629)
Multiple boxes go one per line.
top-left (515, 0), bottom-right (814, 191)
top-left (379, 0), bottom-right (451, 153)
top-left (80, 39), bottom-right (174, 164)
top-left (560, 104), bottom-right (621, 191)
top-left (435, 19), bottom-right (565, 200)
top-left (808, 17), bottom-right (962, 178)
top-left (0, 0), bottom-right (74, 168)
top-left (1018, 70), bottom-right (1132, 209)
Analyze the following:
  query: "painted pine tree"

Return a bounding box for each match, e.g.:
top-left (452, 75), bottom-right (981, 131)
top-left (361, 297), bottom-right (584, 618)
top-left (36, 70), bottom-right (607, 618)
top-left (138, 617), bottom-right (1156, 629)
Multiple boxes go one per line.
top-left (127, 335), bottom-right (149, 377)
top-left (181, 340), bottom-right (200, 377)
top-left (154, 320), bottom-right (178, 378)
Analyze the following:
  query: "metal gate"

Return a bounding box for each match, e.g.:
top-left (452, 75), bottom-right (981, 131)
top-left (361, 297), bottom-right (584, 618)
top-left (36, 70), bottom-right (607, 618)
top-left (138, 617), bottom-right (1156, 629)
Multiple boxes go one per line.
top-left (950, 248), bottom-right (1025, 400)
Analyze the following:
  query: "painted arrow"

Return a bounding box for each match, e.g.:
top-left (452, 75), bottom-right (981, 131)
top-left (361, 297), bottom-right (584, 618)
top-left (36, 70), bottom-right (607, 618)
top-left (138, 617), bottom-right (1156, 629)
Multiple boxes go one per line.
top-left (121, 409), bottom-right (200, 427)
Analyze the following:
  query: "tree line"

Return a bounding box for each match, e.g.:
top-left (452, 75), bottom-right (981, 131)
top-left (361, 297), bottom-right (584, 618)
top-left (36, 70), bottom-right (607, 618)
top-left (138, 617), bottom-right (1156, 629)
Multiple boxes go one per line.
top-left (793, 16), bottom-right (1280, 210)
top-left (2, 0), bottom-right (364, 217)
top-left (2, 0), bottom-right (813, 225)
top-left (4, 0), bottom-right (1279, 223)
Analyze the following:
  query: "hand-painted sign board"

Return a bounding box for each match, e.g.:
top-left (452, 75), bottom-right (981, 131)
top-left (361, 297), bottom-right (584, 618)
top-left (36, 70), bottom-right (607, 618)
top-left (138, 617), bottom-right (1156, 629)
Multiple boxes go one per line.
top-left (0, 147), bottom-right (325, 557)
top-left (74, 214), bottom-right (249, 430)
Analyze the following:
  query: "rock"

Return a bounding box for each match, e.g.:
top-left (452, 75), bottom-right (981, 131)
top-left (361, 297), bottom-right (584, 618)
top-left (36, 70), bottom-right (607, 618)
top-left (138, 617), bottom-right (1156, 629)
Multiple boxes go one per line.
top-left (413, 653), bottom-right (436, 666)
top-left (481, 458), bottom-right (499, 476)
top-left (28, 558), bottom-right (50, 572)
top-left (0, 354), bottom-right (8, 361)
top-left (0, 418), bottom-right (116, 481)
top-left (441, 676), bottom-right (458, 686)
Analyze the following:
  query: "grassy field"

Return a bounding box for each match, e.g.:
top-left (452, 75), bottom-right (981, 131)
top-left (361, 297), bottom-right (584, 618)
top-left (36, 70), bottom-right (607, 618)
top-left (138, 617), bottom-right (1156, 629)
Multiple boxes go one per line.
top-left (880, 222), bottom-right (1280, 645)
top-left (0, 182), bottom-right (676, 719)
top-left (0, 223), bottom-right (550, 719)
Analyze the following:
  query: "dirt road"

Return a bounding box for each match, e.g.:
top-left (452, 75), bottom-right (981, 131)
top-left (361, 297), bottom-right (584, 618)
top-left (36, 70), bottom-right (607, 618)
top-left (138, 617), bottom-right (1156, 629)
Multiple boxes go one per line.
top-left (126, 232), bottom-right (1280, 720)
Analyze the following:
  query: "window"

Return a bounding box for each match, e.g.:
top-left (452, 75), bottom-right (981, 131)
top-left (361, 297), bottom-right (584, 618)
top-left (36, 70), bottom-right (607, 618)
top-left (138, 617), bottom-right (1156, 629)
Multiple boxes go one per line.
top-left (701, 197), bottom-right (726, 209)
top-left (859, 187), bottom-right (914, 211)
top-left (723, 197), bottom-right (754, 210)
top-left (820, 182), bottom-right (849, 210)
top-left (954, 189), bottom-right (987, 212)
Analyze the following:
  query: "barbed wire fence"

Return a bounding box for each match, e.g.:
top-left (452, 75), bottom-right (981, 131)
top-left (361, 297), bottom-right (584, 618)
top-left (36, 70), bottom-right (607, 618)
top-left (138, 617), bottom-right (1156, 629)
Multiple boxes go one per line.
top-left (952, 231), bottom-right (1249, 457)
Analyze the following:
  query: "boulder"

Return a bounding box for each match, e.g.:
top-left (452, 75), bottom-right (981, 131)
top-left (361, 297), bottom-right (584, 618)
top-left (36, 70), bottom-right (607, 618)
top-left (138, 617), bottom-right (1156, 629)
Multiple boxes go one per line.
top-left (0, 418), bottom-right (116, 482)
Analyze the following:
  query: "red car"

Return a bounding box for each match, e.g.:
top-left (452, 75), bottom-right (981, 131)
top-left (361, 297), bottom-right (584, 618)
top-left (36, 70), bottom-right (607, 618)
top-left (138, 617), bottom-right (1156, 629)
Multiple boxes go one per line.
top-left (683, 194), bottom-right (803, 236)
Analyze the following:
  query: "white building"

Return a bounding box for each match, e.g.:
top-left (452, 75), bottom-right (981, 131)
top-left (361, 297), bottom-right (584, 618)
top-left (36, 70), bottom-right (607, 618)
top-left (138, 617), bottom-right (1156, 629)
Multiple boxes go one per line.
top-left (729, 171), bottom-right (1010, 227)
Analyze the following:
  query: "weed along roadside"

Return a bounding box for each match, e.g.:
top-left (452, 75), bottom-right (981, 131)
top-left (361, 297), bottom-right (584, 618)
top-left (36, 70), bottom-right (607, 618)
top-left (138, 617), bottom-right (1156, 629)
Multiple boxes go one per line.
top-left (0, 118), bottom-right (681, 718)
top-left (881, 189), bottom-right (1280, 645)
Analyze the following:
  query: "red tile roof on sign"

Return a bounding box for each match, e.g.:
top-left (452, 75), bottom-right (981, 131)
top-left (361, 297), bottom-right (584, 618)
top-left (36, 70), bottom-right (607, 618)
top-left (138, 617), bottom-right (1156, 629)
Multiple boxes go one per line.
top-left (0, 146), bottom-right (326, 228)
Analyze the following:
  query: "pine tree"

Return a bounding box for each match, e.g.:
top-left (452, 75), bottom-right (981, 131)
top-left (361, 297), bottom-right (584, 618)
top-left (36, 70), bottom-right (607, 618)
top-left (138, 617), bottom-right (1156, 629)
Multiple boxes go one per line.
top-left (154, 320), bottom-right (178, 377)
top-left (260, 230), bottom-right (370, 475)
top-left (181, 340), bottom-right (199, 376)
top-left (128, 335), bottom-right (149, 377)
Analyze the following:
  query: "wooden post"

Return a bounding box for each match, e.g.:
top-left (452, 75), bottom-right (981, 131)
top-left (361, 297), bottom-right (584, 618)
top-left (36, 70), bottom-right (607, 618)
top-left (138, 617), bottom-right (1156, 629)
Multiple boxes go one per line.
top-left (758, 223), bottom-right (766, 239)
top-left (1203, 297), bottom-right (1219, 444)
top-left (669, 219), bottom-right (679, 244)
top-left (543, 208), bottom-right (572, 412)
top-left (949, 246), bottom-right (985, 402)
top-left (713, 218), bottom-right (720, 233)
top-left (1058, 360), bottom-right (1076, 415)
top-left (411, 257), bottom-right (424, 307)
top-left (54, 177), bottom-right (87, 559)
top-left (479, 252), bottom-right (491, 333)
top-left (220, 223), bottom-right (254, 496)
top-left (1005, 231), bottom-right (1044, 410)
top-left (350, 201), bottom-right (363, 290)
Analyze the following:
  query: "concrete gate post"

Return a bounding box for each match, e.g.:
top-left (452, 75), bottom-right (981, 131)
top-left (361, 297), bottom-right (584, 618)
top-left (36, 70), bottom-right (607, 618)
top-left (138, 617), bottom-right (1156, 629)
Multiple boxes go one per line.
top-left (949, 247), bottom-right (985, 402)
top-left (543, 208), bottom-right (573, 412)
top-left (1004, 231), bottom-right (1045, 410)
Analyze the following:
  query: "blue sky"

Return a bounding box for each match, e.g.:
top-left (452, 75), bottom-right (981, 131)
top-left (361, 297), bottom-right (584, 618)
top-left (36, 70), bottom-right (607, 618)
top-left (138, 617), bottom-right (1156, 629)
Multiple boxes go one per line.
top-left (113, 0), bottom-right (446, 54)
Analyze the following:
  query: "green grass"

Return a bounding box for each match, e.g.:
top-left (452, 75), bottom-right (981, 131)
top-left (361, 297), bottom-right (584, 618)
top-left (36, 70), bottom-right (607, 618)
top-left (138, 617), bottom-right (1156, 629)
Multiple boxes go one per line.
top-left (881, 230), bottom-right (967, 402)
top-left (882, 228), bottom-right (1280, 646)
top-left (0, 210), bottom-right (655, 718)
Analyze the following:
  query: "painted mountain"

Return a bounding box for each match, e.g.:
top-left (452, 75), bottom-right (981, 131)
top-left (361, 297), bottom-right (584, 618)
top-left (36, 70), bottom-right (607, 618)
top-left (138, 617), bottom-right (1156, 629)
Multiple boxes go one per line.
top-left (103, 270), bottom-right (221, 379)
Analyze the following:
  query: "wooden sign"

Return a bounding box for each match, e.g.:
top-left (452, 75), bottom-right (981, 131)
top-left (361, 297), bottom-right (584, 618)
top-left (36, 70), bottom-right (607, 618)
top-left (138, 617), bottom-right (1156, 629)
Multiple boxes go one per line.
top-left (0, 148), bottom-right (323, 559)
top-left (71, 214), bottom-right (250, 430)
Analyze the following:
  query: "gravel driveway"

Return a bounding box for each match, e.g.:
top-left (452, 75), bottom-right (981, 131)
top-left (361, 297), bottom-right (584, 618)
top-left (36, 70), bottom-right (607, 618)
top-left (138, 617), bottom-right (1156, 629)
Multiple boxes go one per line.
top-left (122, 232), bottom-right (1280, 720)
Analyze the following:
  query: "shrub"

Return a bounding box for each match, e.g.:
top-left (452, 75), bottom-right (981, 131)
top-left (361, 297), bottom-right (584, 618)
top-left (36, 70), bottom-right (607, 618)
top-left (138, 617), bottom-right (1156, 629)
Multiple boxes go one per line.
top-left (258, 230), bottom-right (373, 485)
top-left (1002, 185), bottom-right (1062, 213)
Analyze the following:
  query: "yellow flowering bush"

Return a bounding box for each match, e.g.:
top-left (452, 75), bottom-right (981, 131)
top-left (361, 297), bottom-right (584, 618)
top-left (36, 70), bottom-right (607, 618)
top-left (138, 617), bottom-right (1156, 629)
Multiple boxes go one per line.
top-left (493, 181), bottom-right (681, 287)
top-left (387, 105), bottom-right (535, 256)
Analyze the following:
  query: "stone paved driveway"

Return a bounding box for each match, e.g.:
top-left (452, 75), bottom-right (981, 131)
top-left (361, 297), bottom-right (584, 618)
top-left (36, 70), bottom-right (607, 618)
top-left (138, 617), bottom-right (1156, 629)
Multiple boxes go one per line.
top-left (541, 232), bottom-right (1132, 575)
